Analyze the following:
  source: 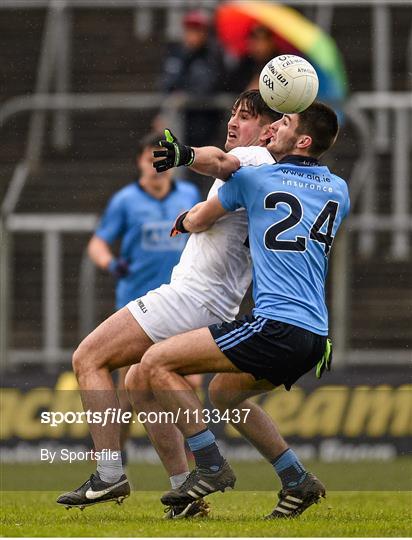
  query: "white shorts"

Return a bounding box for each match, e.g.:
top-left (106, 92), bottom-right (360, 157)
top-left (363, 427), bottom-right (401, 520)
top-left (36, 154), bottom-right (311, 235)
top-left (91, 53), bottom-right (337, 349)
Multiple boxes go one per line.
top-left (126, 284), bottom-right (222, 343)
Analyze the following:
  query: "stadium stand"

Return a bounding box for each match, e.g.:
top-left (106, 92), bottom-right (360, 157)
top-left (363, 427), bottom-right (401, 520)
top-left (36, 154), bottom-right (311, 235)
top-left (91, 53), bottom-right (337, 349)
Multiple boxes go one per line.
top-left (1, 2), bottom-right (411, 364)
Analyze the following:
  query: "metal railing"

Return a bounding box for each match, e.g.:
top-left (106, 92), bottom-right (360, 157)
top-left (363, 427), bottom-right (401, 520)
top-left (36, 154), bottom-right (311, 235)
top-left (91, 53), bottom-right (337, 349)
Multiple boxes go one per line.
top-left (2, 0), bottom-right (410, 161)
top-left (1, 92), bottom-right (411, 368)
top-left (2, 90), bottom-right (411, 256)
top-left (0, 92), bottom-right (232, 369)
top-left (3, 214), bottom-right (97, 366)
top-left (1, 0), bottom-right (411, 367)
top-left (2, 0), bottom-right (410, 216)
top-left (347, 92), bottom-right (412, 260)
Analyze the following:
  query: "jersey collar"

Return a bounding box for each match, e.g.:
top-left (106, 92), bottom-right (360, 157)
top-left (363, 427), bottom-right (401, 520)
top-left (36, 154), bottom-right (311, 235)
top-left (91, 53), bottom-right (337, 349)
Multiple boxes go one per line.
top-left (278, 155), bottom-right (319, 167)
top-left (135, 178), bottom-right (177, 200)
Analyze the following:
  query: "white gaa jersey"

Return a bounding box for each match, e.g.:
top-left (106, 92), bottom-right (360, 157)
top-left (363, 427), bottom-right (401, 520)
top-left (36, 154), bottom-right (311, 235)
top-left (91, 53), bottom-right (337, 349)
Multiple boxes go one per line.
top-left (170, 146), bottom-right (275, 321)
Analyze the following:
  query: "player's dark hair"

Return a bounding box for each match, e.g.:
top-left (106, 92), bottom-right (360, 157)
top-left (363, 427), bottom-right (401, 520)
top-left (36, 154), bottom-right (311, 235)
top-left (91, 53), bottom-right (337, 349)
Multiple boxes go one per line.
top-left (137, 132), bottom-right (163, 156)
top-left (296, 102), bottom-right (339, 157)
top-left (233, 90), bottom-right (281, 124)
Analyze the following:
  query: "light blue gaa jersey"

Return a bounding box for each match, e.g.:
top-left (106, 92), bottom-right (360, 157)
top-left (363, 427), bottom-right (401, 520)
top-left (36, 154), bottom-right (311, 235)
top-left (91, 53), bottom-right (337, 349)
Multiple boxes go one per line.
top-left (218, 156), bottom-right (350, 335)
top-left (96, 180), bottom-right (200, 309)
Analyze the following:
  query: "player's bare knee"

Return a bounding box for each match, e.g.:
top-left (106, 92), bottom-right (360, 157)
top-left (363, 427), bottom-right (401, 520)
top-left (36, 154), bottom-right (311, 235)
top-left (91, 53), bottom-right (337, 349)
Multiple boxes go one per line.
top-left (140, 344), bottom-right (164, 376)
top-left (140, 344), bottom-right (177, 391)
top-left (72, 336), bottom-right (102, 378)
top-left (137, 357), bottom-right (155, 390)
top-left (125, 364), bottom-right (154, 407)
top-left (72, 344), bottom-right (87, 379)
top-left (125, 363), bottom-right (149, 392)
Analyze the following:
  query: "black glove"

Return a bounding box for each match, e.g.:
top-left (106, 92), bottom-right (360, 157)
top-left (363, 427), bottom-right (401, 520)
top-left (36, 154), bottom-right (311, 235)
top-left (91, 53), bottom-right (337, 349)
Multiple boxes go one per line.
top-left (170, 211), bottom-right (189, 237)
top-left (153, 129), bottom-right (195, 173)
top-left (316, 338), bottom-right (333, 378)
top-left (108, 258), bottom-right (130, 279)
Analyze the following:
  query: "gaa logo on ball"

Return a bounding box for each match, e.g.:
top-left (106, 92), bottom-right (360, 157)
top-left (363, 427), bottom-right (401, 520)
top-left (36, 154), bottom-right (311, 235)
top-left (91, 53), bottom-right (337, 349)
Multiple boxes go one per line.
top-left (259, 55), bottom-right (319, 114)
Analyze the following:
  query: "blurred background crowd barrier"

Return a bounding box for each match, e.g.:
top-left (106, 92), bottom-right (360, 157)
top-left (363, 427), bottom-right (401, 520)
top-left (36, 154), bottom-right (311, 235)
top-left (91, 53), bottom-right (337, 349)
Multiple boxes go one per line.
top-left (0, 0), bottom-right (411, 461)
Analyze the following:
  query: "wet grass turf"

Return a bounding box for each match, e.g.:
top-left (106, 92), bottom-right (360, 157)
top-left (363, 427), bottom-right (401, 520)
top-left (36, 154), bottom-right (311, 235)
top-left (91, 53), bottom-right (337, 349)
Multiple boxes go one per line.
top-left (1, 460), bottom-right (411, 536)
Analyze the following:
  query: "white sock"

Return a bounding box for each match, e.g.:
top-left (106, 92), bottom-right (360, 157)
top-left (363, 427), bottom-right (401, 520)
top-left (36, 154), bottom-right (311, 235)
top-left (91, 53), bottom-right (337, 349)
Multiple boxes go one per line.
top-left (170, 471), bottom-right (190, 490)
top-left (97, 451), bottom-right (123, 483)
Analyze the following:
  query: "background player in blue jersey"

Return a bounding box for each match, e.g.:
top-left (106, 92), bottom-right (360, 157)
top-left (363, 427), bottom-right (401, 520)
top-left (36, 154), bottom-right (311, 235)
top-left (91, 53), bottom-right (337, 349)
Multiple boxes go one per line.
top-left (89, 132), bottom-right (200, 308)
top-left (88, 131), bottom-right (200, 460)
top-left (127, 102), bottom-right (350, 518)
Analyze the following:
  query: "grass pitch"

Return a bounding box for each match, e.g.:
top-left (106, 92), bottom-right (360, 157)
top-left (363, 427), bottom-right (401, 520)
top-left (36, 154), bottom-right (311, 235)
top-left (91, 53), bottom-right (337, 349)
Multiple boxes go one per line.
top-left (1, 461), bottom-right (411, 537)
top-left (1, 490), bottom-right (411, 537)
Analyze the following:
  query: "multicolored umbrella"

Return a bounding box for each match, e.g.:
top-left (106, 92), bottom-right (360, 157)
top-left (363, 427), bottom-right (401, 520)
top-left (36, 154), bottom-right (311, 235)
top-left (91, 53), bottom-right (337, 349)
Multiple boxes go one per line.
top-left (216, 1), bottom-right (348, 102)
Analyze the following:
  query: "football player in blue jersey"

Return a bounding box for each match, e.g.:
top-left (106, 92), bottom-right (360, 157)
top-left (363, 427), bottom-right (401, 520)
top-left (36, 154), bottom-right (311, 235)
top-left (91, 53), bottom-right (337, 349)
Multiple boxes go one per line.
top-left (127, 102), bottom-right (350, 518)
top-left (87, 131), bottom-right (200, 465)
top-left (89, 131), bottom-right (200, 309)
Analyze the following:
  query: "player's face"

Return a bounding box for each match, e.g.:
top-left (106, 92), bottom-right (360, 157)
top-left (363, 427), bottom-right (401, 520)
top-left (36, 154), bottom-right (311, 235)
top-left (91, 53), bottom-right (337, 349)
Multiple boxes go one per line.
top-left (267, 113), bottom-right (300, 159)
top-left (225, 105), bottom-right (269, 151)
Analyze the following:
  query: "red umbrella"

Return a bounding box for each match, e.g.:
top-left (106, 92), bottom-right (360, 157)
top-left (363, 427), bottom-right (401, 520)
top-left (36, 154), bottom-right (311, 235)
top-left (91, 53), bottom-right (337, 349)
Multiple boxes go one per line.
top-left (216, 1), bottom-right (347, 101)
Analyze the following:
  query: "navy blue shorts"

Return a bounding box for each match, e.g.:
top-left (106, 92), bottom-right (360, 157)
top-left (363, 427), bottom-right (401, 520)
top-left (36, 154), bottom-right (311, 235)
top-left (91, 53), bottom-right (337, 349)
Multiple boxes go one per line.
top-left (209, 314), bottom-right (327, 390)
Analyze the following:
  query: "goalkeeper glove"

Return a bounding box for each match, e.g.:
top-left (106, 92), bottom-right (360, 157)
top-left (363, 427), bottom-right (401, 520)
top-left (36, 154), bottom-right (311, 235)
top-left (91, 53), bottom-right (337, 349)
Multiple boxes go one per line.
top-left (153, 129), bottom-right (195, 173)
top-left (170, 211), bottom-right (189, 237)
top-left (108, 258), bottom-right (130, 279)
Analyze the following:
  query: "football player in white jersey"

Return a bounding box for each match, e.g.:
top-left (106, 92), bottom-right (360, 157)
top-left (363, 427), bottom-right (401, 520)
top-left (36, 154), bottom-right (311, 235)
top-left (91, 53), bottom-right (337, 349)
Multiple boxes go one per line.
top-left (57, 91), bottom-right (280, 516)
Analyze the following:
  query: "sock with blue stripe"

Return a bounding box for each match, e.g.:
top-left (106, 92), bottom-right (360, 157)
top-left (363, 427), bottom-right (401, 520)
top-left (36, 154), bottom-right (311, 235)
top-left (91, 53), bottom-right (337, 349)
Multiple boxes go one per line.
top-left (186, 428), bottom-right (224, 472)
top-left (271, 448), bottom-right (307, 489)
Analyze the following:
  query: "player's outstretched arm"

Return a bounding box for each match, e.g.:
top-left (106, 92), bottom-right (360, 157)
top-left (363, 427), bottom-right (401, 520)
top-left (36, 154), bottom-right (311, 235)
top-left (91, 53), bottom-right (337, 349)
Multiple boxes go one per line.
top-left (153, 129), bottom-right (240, 180)
top-left (191, 146), bottom-right (240, 180)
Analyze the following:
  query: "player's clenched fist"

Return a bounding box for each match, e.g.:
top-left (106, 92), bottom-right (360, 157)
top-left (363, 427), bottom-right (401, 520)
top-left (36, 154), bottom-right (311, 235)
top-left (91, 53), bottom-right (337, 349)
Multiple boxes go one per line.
top-left (153, 129), bottom-right (195, 172)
